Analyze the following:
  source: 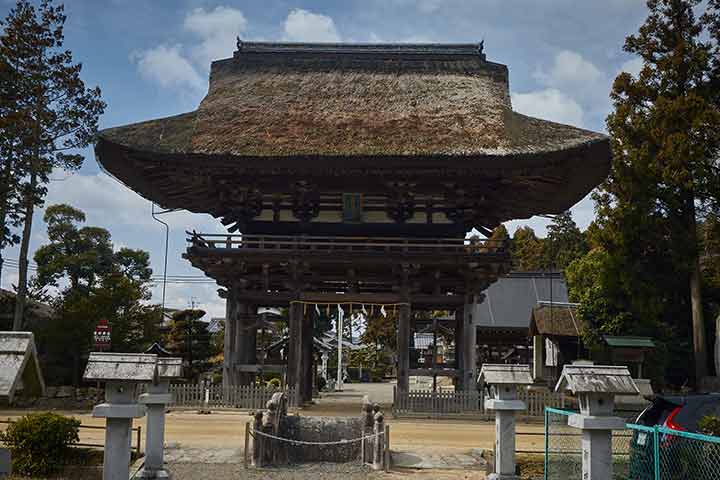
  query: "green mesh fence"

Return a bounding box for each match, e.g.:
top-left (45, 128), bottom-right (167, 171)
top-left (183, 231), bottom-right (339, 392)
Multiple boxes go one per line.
top-left (544, 407), bottom-right (720, 480)
top-left (544, 408), bottom-right (581, 479)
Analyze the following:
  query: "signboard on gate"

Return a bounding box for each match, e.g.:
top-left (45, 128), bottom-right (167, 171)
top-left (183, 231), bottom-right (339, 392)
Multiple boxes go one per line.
top-left (94, 319), bottom-right (111, 350)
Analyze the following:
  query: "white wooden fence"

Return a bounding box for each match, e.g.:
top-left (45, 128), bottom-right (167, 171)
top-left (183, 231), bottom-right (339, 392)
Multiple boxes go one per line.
top-left (392, 386), bottom-right (566, 417)
top-left (169, 384), bottom-right (298, 409)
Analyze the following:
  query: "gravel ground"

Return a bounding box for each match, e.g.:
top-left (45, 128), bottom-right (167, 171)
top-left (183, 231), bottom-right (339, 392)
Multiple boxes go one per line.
top-left (168, 462), bottom-right (488, 479)
top-left (169, 462), bottom-right (383, 480)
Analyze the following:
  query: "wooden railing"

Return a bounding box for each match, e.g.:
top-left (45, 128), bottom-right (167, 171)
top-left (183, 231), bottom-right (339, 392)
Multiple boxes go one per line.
top-left (392, 387), bottom-right (566, 418)
top-left (187, 232), bottom-right (508, 256)
top-left (170, 384), bottom-right (297, 410)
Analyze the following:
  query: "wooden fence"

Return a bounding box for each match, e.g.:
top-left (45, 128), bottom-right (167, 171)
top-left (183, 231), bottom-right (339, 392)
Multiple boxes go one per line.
top-left (392, 387), bottom-right (566, 418)
top-left (169, 384), bottom-right (298, 409)
top-left (392, 387), bottom-right (481, 416)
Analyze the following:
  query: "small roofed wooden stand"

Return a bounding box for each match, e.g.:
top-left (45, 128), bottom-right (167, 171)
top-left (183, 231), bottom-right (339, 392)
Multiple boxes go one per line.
top-left (479, 364), bottom-right (533, 480)
top-left (94, 42), bottom-right (611, 403)
top-left (138, 357), bottom-right (182, 479)
top-left (555, 365), bottom-right (639, 480)
top-left (0, 332), bottom-right (45, 405)
top-left (84, 353), bottom-right (157, 480)
top-left (529, 303), bottom-right (586, 384)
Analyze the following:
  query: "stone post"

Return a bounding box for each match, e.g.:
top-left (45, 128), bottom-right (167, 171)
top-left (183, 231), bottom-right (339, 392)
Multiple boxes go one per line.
top-left (361, 396), bottom-right (375, 464)
top-left (373, 410), bottom-right (385, 471)
top-left (137, 357), bottom-right (182, 479)
top-left (479, 364), bottom-right (533, 480)
top-left (84, 353), bottom-right (157, 480)
top-left (252, 411), bottom-right (264, 467)
top-left (94, 382), bottom-right (146, 480)
top-left (555, 365), bottom-right (638, 480)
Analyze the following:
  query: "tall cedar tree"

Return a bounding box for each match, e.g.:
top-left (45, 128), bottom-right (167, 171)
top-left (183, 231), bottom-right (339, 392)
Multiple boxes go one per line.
top-left (544, 212), bottom-right (588, 271)
top-left (0, 1), bottom-right (105, 330)
top-left (602, 0), bottom-right (720, 381)
top-left (0, 50), bottom-right (24, 280)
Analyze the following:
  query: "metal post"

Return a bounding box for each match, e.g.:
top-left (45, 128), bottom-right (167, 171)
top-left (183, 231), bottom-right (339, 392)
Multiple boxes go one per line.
top-left (653, 425), bottom-right (660, 480)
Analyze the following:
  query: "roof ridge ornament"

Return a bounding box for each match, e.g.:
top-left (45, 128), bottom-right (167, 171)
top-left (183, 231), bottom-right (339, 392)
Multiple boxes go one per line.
top-left (236, 36), bottom-right (243, 52)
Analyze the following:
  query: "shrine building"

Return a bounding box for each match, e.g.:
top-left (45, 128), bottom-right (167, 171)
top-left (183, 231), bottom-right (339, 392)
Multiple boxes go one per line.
top-left (95, 42), bottom-right (610, 404)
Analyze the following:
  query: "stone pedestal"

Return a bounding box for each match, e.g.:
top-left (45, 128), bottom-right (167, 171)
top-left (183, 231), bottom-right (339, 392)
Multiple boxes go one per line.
top-left (479, 364), bottom-right (533, 480)
top-left (567, 399), bottom-right (625, 480)
top-left (555, 365), bottom-right (639, 480)
top-left (485, 395), bottom-right (524, 480)
top-left (92, 382), bottom-right (146, 480)
top-left (137, 382), bottom-right (173, 479)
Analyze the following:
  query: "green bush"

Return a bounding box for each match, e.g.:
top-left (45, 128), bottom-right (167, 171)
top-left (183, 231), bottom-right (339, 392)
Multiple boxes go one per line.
top-left (0, 412), bottom-right (80, 476)
top-left (266, 377), bottom-right (281, 389)
top-left (699, 415), bottom-right (720, 436)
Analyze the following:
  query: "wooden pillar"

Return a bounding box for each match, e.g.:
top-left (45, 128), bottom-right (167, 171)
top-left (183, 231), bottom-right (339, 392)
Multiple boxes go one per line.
top-left (301, 306), bottom-right (314, 403)
top-left (461, 296), bottom-right (477, 392)
top-left (223, 292), bottom-right (237, 388)
top-left (287, 301), bottom-right (304, 403)
top-left (397, 303), bottom-right (411, 395)
top-left (234, 303), bottom-right (249, 385)
top-left (455, 305), bottom-right (464, 391)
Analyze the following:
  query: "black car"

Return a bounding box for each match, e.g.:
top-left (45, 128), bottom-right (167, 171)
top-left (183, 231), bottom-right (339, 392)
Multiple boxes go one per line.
top-left (627, 394), bottom-right (720, 479)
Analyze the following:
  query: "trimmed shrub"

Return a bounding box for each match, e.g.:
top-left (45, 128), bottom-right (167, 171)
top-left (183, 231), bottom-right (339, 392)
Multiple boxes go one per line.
top-left (267, 377), bottom-right (281, 389)
top-left (0, 412), bottom-right (80, 476)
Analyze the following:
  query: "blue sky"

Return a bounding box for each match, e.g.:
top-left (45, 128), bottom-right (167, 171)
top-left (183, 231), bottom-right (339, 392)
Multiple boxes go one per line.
top-left (0, 0), bottom-right (650, 319)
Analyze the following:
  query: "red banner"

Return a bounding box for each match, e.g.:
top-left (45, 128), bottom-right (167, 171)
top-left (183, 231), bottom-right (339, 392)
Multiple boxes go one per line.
top-left (94, 319), bottom-right (111, 350)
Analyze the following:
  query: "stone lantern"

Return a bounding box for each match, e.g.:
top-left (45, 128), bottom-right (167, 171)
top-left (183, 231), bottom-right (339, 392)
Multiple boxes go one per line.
top-left (555, 365), bottom-right (638, 480)
top-left (137, 357), bottom-right (182, 479)
top-left (478, 364), bottom-right (533, 480)
top-left (84, 353), bottom-right (158, 480)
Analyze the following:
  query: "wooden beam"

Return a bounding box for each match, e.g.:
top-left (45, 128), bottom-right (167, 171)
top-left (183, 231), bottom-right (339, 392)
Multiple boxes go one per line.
top-left (409, 368), bottom-right (459, 378)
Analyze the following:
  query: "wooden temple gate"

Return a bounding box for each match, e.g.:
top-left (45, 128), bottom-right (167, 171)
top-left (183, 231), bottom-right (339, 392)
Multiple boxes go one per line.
top-left (93, 42), bottom-right (611, 411)
top-left (185, 232), bottom-right (508, 404)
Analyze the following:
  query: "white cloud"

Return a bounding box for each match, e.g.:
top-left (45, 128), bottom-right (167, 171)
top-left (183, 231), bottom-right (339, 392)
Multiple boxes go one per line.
top-left (283, 9), bottom-right (341, 43)
top-left (130, 44), bottom-right (205, 94)
top-left (620, 57), bottom-right (643, 77)
top-left (511, 88), bottom-right (584, 127)
top-left (532, 50), bottom-right (612, 121)
top-left (184, 6), bottom-right (248, 67)
top-left (535, 50), bottom-right (604, 88)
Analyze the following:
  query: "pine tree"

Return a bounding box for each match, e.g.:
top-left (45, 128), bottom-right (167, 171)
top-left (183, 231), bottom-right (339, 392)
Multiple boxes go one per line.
top-left (0, 1), bottom-right (105, 330)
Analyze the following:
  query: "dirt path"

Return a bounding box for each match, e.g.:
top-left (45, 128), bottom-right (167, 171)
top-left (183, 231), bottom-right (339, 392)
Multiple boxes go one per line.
top-left (0, 409), bottom-right (545, 453)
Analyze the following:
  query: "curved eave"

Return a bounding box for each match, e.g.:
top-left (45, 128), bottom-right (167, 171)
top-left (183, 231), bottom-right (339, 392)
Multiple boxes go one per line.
top-left (95, 133), bottom-right (610, 220)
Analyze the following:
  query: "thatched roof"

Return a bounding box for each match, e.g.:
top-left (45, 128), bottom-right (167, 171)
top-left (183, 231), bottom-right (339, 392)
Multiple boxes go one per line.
top-left (95, 42), bottom-right (610, 217)
top-left (529, 304), bottom-right (586, 337)
top-left (0, 332), bottom-right (45, 403)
